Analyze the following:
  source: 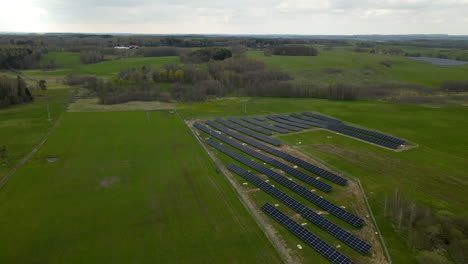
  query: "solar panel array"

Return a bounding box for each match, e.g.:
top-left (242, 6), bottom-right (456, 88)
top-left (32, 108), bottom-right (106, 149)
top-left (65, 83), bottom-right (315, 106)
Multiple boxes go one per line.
top-left (336, 124), bottom-right (405, 145)
top-left (261, 203), bottom-right (356, 264)
top-left (290, 113), bottom-right (331, 126)
top-left (199, 122), bottom-right (348, 185)
top-left (230, 164), bottom-right (371, 255)
top-left (276, 114), bottom-right (327, 128)
top-left (267, 115), bottom-right (311, 129)
top-left (290, 112), bottom-right (405, 149)
top-left (241, 117), bottom-right (289, 133)
top-left (254, 116), bottom-right (267, 121)
top-left (328, 125), bottom-right (400, 149)
top-left (206, 139), bottom-right (364, 227)
top-left (227, 117), bottom-right (274, 135)
top-left (303, 112), bottom-right (343, 124)
top-left (273, 122), bottom-right (301, 131)
top-left (214, 118), bottom-right (281, 146)
top-left (196, 124), bottom-right (332, 192)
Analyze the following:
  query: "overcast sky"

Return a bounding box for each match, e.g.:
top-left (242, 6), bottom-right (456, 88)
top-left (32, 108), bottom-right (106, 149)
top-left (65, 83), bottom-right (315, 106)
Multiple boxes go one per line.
top-left (1, 0), bottom-right (468, 34)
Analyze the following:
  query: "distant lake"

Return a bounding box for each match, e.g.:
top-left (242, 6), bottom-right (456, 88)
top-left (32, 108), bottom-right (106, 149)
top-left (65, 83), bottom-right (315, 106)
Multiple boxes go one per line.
top-left (406, 57), bottom-right (468, 66)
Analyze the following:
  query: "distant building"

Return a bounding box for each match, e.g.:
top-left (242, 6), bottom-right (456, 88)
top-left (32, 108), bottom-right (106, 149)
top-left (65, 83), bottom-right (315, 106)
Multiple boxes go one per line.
top-left (114, 45), bottom-right (139, 50)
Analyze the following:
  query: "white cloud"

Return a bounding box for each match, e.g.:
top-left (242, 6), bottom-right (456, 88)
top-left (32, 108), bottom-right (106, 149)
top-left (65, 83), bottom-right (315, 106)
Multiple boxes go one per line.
top-left (3, 0), bottom-right (468, 34)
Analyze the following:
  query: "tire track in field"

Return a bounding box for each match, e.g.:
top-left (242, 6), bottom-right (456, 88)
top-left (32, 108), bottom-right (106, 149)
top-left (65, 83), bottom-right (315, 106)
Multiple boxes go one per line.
top-left (0, 116), bottom-right (63, 191)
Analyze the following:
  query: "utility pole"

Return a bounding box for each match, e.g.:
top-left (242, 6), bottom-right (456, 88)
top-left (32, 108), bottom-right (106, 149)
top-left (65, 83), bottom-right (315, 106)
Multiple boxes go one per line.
top-left (47, 104), bottom-right (51, 121)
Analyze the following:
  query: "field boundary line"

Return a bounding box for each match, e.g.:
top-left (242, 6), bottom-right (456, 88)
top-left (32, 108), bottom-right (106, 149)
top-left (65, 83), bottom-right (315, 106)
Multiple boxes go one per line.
top-left (183, 118), bottom-right (293, 264)
top-left (292, 146), bottom-right (393, 264)
top-left (0, 115), bottom-right (63, 191)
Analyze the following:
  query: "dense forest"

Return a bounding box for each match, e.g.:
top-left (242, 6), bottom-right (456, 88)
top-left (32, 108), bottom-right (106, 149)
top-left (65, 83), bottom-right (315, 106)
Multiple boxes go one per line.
top-left (0, 75), bottom-right (33, 108)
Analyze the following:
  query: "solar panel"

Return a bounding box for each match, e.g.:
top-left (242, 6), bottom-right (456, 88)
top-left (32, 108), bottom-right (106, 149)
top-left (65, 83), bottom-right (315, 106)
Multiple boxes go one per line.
top-left (227, 117), bottom-right (274, 135)
top-left (261, 203), bottom-right (357, 264)
top-left (277, 114), bottom-right (328, 128)
top-left (267, 115), bottom-right (311, 129)
top-left (273, 122), bottom-right (301, 131)
top-left (254, 116), bottom-right (267, 121)
top-left (214, 118), bottom-right (281, 146)
top-left (328, 125), bottom-right (400, 149)
top-left (195, 123), bottom-right (331, 192)
top-left (198, 122), bottom-right (348, 186)
top-left (206, 139), bottom-right (363, 227)
top-left (230, 164), bottom-right (371, 255)
top-left (303, 112), bottom-right (343, 124)
top-left (291, 113), bottom-right (332, 125)
top-left (335, 124), bottom-right (405, 145)
top-left (241, 117), bottom-right (289, 134)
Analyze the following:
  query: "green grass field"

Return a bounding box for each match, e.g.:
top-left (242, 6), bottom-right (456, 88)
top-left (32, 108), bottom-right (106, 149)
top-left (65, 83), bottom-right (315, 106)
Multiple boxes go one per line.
top-left (248, 50), bottom-right (468, 87)
top-left (0, 88), bottom-right (69, 176)
top-left (41, 52), bottom-right (81, 68)
top-left (30, 56), bottom-right (180, 77)
top-left (0, 111), bottom-right (281, 263)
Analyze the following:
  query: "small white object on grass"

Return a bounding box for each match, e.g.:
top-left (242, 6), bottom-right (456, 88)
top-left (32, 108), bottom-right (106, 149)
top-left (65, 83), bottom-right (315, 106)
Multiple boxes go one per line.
top-left (293, 165), bottom-right (298, 168)
top-left (327, 136), bottom-right (333, 139)
top-left (265, 180), bottom-right (269, 182)
top-left (336, 245), bottom-right (341, 248)
top-left (263, 163), bottom-right (266, 165)
top-left (317, 212), bottom-right (323, 215)
top-left (375, 232), bottom-right (379, 235)
top-left (311, 189), bottom-right (316, 192)
top-left (220, 143), bottom-right (223, 145)
top-left (242, 143), bottom-right (246, 146)
top-left (297, 244), bottom-right (303, 249)
top-left (243, 182), bottom-right (248, 185)
top-left (366, 215), bottom-right (370, 218)
top-left (301, 222), bottom-right (307, 226)
top-left (315, 177), bottom-right (320, 180)
top-left (319, 196), bottom-right (323, 198)
top-left (272, 185), bottom-right (275, 187)
top-left (340, 205), bottom-right (346, 209)
top-left (289, 178), bottom-right (292, 180)
top-left (274, 204), bottom-right (279, 207)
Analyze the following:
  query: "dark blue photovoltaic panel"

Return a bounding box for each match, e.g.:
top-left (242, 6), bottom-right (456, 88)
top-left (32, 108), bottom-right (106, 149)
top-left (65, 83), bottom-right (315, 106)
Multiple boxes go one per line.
top-left (335, 124), bottom-right (405, 145)
top-left (291, 113), bottom-right (331, 126)
top-left (230, 164), bottom-right (371, 255)
top-left (277, 114), bottom-right (328, 128)
top-left (267, 115), bottom-right (311, 129)
top-left (254, 116), bottom-right (267, 121)
top-left (206, 139), bottom-right (363, 227)
top-left (328, 125), bottom-right (400, 149)
top-left (241, 117), bottom-right (289, 133)
top-left (261, 203), bottom-right (357, 264)
top-left (273, 122), bottom-right (301, 131)
top-left (194, 123), bottom-right (331, 192)
top-left (303, 112), bottom-right (343, 124)
top-left (198, 122), bottom-right (347, 185)
top-left (227, 117), bottom-right (274, 135)
top-left (214, 118), bottom-right (281, 146)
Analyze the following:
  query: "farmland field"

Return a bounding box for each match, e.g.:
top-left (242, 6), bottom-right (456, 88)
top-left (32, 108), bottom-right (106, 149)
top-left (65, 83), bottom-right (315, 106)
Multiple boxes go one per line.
top-left (28, 56), bottom-right (180, 77)
top-left (248, 50), bottom-right (468, 87)
top-left (0, 111), bottom-right (281, 263)
top-left (0, 88), bottom-right (69, 176)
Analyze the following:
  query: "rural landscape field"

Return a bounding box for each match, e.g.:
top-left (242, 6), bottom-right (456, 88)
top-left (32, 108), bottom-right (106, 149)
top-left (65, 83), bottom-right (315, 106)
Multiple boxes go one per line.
top-left (1, 2), bottom-right (468, 263)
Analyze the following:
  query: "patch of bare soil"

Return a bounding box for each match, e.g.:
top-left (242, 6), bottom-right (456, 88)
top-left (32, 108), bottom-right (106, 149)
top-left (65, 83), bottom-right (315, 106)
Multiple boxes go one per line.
top-left (98, 176), bottom-right (120, 189)
top-left (45, 157), bottom-right (59, 163)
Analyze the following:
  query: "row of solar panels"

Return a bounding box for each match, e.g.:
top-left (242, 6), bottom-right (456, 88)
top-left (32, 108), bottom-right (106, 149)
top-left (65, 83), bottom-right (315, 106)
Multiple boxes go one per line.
top-left (232, 112), bottom-right (405, 149)
top-left (262, 203), bottom-right (356, 264)
top-left (205, 138), bottom-right (364, 228)
top-left (229, 164), bottom-right (371, 255)
top-left (203, 121), bottom-right (348, 186)
top-left (193, 120), bottom-right (372, 263)
top-left (195, 123), bottom-right (332, 192)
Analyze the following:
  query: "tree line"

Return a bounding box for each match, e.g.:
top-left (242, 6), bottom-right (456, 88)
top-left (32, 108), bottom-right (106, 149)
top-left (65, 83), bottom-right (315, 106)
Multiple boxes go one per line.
top-left (384, 189), bottom-right (467, 264)
top-left (0, 75), bottom-right (33, 108)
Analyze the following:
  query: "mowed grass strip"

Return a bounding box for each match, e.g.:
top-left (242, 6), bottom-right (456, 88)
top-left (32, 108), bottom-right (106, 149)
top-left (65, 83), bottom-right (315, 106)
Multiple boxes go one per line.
top-left (0, 111), bottom-right (281, 264)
